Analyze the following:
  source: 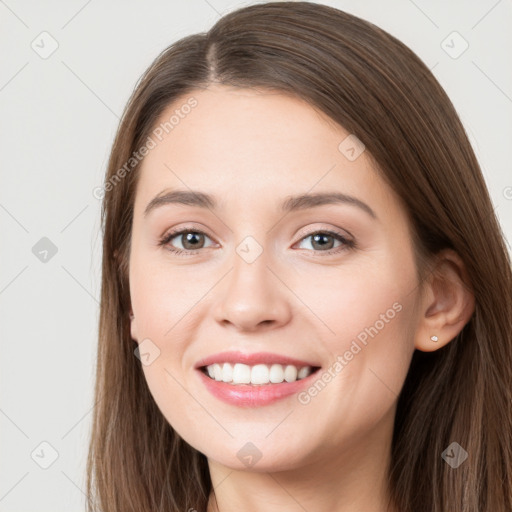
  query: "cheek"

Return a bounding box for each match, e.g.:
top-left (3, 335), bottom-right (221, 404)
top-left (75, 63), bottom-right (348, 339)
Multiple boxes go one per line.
top-left (139, 359), bottom-right (203, 450)
top-left (289, 266), bottom-right (417, 447)
top-left (129, 251), bottom-right (197, 338)
top-left (292, 254), bottom-right (413, 340)
top-left (129, 254), bottom-right (201, 433)
top-left (294, 251), bottom-right (418, 393)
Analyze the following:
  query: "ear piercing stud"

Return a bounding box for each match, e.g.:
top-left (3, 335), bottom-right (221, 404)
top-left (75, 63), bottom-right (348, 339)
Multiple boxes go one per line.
top-left (430, 335), bottom-right (438, 342)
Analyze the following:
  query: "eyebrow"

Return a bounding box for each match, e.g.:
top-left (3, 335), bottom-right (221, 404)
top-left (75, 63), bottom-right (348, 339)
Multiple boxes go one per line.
top-left (143, 189), bottom-right (377, 219)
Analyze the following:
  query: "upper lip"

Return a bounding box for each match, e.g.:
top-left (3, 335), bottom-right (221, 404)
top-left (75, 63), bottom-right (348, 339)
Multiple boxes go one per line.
top-left (194, 351), bottom-right (321, 369)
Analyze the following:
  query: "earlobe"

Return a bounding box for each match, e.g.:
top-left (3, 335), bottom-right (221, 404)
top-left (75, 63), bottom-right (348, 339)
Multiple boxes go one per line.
top-left (414, 249), bottom-right (475, 352)
top-left (129, 309), bottom-right (138, 342)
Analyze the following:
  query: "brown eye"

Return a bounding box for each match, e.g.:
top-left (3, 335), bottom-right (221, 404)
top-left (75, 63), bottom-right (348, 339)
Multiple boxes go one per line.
top-left (296, 230), bottom-right (354, 254)
top-left (310, 233), bottom-right (336, 250)
top-left (159, 228), bottom-right (215, 255)
top-left (177, 232), bottom-right (206, 250)
top-left (159, 227), bottom-right (354, 257)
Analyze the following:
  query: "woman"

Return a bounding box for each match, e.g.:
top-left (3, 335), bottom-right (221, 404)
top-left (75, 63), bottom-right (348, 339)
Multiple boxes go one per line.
top-left (86, 2), bottom-right (512, 511)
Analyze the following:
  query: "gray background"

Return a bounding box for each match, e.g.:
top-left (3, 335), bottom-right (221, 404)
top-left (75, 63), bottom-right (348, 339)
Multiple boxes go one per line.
top-left (1, 0), bottom-right (511, 510)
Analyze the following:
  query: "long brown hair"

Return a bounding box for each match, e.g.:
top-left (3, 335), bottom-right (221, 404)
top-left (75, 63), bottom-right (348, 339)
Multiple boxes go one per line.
top-left (86, 2), bottom-right (512, 511)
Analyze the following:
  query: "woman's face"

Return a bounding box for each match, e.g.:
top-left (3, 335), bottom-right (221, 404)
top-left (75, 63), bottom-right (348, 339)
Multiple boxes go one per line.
top-left (129, 84), bottom-right (423, 471)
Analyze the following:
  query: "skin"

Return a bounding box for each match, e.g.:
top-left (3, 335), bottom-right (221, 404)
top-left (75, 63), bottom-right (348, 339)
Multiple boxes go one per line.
top-left (128, 84), bottom-right (474, 512)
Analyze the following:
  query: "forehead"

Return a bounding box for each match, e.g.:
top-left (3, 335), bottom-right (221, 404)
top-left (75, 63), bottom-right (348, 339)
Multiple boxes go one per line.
top-left (133, 85), bottom-right (397, 219)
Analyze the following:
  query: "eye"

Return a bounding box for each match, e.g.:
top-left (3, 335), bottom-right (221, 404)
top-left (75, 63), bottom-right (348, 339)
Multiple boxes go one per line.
top-left (158, 227), bottom-right (355, 256)
top-left (294, 230), bottom-right (355, 256)
top-left (158, 227), bottom-right (215, 255)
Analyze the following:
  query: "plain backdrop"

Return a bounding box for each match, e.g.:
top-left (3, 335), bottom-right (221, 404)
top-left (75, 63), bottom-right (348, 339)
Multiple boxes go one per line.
top-left (0, 0), bottom-right (511, 510)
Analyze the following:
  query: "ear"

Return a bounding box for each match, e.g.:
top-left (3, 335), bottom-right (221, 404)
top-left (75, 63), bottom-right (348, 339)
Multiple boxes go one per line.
top-left (414, 249), bottom-right (475, 352)
top-left (114, 248), bottom-right (136, 340)
top-left (129, 306), bottom-right (139, 343)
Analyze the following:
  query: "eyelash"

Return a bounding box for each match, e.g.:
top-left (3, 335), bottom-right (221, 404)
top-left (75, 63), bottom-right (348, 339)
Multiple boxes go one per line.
top-left (158, 226), bottom-right (356, 257)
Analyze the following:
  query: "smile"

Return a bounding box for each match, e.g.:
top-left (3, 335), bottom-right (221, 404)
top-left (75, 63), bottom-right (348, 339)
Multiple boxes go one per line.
top-left (202, 362), bottom-right (318, 385)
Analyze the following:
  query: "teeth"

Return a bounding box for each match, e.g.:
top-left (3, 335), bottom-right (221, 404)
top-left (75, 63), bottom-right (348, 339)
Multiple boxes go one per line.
top-left (297, 366), bottom-right (311, 379)
top-left (204, 362), bottom-right (315, 385)
top-left (221, 363), bottom-right (233, 383)
top-left (250, 364), bottom-right (269, 385)
top-left (232, 363), bottom-right (251, 384)
top-left (285, 364), bottom-right (299, 382)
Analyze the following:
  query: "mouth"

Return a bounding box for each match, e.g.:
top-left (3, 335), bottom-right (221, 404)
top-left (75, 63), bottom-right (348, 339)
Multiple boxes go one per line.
top-left (196, 362), bottom-right (322, 407)
top-left (193, 350), bottom-right (322, 406)
top-left (199, 363), bottom-right (322, 386)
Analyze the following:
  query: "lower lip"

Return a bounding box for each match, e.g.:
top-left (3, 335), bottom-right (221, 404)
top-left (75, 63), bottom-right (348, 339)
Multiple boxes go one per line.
top-left (196, 368), bottom-right (320, 407)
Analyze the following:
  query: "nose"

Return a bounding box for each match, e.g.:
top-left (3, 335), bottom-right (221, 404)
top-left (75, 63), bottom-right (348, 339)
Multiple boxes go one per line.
top-left (212, 252), bottom-right (292, 332)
